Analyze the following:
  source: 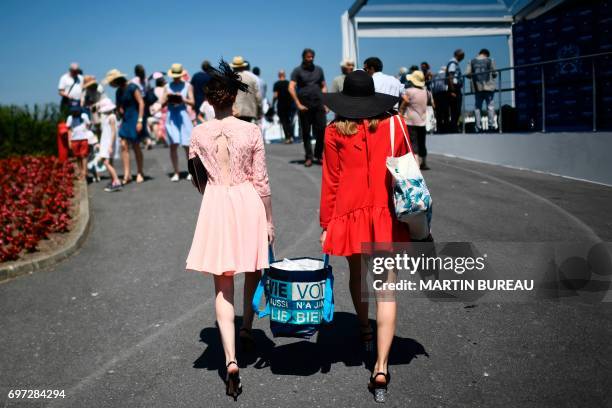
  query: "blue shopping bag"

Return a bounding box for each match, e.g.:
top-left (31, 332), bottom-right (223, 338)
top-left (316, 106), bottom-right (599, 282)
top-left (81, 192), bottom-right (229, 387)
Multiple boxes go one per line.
top-left (252, 247), bottom-right (334, 339)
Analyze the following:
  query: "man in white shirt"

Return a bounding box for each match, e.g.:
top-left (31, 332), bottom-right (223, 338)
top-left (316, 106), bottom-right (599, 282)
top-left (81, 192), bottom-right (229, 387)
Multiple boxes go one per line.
top-left (58, 63), bottom-right (84, 116)
top-left (363, 57), bottom-right (404, 100)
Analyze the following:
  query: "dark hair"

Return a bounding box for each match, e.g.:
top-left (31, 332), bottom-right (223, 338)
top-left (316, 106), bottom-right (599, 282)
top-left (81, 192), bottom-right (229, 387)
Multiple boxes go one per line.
top-left (134, 64), bottom-right (145, 79)
top-left (302, 48), bottom-right (315, 58)
top-left (409, 65), bottom-right (419, 73)
top-left (155, 77), bottom-right (166, 87)
top-left (201, 60), bottom-right (211, 71)
top-left (420, 61), bottom-right (430, 69)
top-left (113, 76), bottom-right (127, 87)
top-left (364, 57), bottom-right (383, 72)
top-left (205, 80), bottom-right (237, 109)
top-left (252, 67), bottom-right (260, 75)
top-left (479, 48), bottom-right (490, 57)
top-left (454, 49), bottom-right (464, 57)
top-left (204, 59), bottom-right (249, 109)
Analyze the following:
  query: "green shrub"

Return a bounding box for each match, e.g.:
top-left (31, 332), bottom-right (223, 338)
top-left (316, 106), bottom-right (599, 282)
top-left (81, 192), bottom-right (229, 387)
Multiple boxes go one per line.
top-left (0, 104), bottom-right (61, 158)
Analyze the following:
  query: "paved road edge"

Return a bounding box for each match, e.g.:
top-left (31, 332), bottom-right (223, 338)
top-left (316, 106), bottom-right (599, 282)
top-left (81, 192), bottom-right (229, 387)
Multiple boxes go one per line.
top-left (0, 177), bottom-right (91, 283)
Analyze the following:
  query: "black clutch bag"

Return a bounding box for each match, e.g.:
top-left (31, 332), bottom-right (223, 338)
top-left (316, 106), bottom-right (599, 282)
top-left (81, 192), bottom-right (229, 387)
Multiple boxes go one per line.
top-left (167, 93), bottom-right (183, 105)
top-left (188, 155), bottom-right (208, 194)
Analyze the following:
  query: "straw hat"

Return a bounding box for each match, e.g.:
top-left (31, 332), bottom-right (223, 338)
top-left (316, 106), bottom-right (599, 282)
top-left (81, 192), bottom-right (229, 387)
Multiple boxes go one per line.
top-left (83, 75), bottom-right (97, 89)
top-left (104, 69), bottom-right (126, 85)
top-left (229, 56), bottom-right (248, 69)
top-left (168, 63), bottom-right (186, 78)
top-left (407, 70), bottom-right (426, 88)
top-left (98, 97), bottom-right (116, 113)
top-left (323, 70), bottom-right (399, 119)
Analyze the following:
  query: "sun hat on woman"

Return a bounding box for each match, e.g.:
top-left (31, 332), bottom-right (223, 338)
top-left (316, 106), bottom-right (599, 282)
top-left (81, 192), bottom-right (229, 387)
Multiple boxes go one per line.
top-left (168, 63), bottom-right (185, 79)
top-left (323, 70), bottom-right (399, 119)
top-left (104, 69), bottom-right (127, 85)
top-left (98, 97), bottom-right (116, 113)
top-left (83, 75), bottom-right (98, 89)
top-left (406, 70), bottom-right (426, 88)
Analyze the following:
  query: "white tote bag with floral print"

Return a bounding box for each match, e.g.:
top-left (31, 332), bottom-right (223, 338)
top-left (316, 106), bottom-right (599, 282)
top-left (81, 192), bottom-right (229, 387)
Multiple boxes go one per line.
top-left (386, 115), bottom-right (432, 239)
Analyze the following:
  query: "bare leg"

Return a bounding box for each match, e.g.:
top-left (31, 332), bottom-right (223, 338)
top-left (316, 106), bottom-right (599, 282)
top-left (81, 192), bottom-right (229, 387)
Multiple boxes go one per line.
top-left (241, 270), bottom-right (262, 330)
top-left (132, 141), bottom-right (144, 182)
top-left (347, 254), bottom-right (369, 328)
top-left (183, 145), bottom-right (190, 163)
top-left (104, 158), bottom-right (120, 184)
top-left (214, 274), bottom-right (237, 371)
top-left (374, 267), bottom-right (397, 376)
top-left (77, 158), bottom-right (87, 180)
top-left (120, 138), bottom-right (130, 183)
top-left (169, 144), bottom-right (179, 176)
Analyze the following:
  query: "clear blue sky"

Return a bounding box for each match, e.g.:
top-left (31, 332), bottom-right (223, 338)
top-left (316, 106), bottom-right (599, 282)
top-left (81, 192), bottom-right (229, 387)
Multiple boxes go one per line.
top-left (0, 0), bottom-right (511, 106)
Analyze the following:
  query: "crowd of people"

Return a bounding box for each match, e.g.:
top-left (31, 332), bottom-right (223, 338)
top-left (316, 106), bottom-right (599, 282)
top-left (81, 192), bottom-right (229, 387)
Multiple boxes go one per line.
top-left (56, 58), bottom-right (270, 191)
top-left (57, 47), bottom-right (498, 189)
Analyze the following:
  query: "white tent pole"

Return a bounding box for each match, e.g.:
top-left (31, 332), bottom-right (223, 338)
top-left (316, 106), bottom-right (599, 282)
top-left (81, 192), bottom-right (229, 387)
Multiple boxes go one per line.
top-left (508, 32), bottom-right (515, 106)
top-left (341, 11), bottom-right (359, 63)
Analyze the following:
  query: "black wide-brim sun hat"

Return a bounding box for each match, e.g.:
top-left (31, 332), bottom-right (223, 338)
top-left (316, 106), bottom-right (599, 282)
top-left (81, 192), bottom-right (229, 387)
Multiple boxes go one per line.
top-left (323, 70), bottom-right (399, 119)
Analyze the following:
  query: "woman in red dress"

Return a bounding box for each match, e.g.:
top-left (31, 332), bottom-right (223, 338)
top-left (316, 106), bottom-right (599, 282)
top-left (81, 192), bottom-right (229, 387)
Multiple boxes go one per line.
top-left (321, 70), bottom-right (412, 403)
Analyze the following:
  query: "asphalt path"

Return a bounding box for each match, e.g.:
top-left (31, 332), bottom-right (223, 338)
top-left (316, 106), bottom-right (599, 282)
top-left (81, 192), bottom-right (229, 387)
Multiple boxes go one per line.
top-left (1, 141), bottom-right (611, 407)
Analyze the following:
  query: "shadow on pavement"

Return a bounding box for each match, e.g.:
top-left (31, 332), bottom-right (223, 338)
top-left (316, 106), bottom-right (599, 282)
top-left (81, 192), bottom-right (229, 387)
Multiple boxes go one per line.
top-left (288, 159), bottom-right (306, 165)
top-left (193, 312), bottom-right (428, 380)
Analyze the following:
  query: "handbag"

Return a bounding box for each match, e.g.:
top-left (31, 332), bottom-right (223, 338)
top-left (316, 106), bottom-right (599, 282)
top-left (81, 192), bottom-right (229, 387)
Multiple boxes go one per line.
top-left (187, 155), bottom-right (208, 194)
top-left (425, 91), bottom-right (436, 132)
top-left (252, 246), bottom-right (334, 339)
top-left (386, 115), bottom-right (432, 239)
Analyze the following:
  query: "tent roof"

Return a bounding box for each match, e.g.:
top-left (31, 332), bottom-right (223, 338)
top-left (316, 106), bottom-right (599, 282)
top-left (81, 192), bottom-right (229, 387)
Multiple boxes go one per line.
top-left (352, 0), bottom-right (514, 19)
top-left (349, 0), bottom-right (541, 19)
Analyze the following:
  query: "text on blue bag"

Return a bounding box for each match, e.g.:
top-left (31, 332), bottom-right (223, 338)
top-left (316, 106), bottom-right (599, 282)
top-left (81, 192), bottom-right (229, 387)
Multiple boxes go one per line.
top-left (266, 278), bottom-right (327, 324)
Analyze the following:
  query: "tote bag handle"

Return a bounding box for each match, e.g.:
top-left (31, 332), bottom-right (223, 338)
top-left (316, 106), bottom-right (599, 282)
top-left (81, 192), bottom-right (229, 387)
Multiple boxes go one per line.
top-left (251, 245), bottom-right (276, 318)
top-left (389, 115), bottom-right (413, 157)
top-left (322, 264), bottom-right (334, 322)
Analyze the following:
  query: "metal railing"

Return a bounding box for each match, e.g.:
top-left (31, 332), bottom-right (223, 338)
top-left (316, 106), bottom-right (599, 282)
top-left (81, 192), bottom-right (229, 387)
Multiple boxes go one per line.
top-left (457, 51), bottom-right (612, 133)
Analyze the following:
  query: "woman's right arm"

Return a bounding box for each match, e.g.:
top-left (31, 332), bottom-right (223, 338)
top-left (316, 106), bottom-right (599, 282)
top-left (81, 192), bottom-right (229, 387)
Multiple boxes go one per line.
top-left (251, 126), bottom-right (274, 243)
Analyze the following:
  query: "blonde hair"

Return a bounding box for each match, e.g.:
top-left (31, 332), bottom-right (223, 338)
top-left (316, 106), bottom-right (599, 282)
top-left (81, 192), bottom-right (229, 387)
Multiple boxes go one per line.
top-left (334, 117), bottom-right (383, 136)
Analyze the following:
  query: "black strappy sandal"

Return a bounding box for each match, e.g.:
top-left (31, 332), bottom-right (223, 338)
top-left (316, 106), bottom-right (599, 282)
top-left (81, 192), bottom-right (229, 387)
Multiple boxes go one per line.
top-left (225, 361), bottom-right (242, 401)
top-left (239, 327), bottom-right (256, 353)
top-left (368, 371), bottom-right (390, 403)
top-left (360, 325), bottom-right (375, 353)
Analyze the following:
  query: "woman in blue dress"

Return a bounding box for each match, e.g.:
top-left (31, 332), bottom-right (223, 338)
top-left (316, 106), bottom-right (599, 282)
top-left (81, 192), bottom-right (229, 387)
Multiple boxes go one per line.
top-left (105, 69), bottom-right (146, 184)
top-left (162, 63), bottom-right (195, 182)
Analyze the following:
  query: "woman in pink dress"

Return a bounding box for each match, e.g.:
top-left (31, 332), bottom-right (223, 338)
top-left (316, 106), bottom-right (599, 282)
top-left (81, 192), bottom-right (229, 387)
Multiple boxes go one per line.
top-left (186, 61), bottom-right (274, 401)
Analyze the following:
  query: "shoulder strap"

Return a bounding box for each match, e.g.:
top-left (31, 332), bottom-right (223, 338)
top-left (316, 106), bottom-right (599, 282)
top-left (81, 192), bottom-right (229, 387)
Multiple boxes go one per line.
top-left (67, 76), bottom-right (79, 95)
top-left (446, 61), bottom-right (453, 75)
top-left (389, 115), bottom-right (411, 156)
top-left (389, 115), bottom-right (395, 155)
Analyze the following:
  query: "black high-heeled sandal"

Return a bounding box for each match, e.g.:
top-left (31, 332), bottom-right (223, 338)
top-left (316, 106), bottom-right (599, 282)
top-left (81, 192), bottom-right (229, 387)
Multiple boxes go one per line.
top-left (225, 361), bottom-right (242, 401)
top-left (360, 325), bottom-right (375, 353)
top-left (368, 371), bottom-right (390, 403)
top-left (239, 327), bottom-right (256, 353)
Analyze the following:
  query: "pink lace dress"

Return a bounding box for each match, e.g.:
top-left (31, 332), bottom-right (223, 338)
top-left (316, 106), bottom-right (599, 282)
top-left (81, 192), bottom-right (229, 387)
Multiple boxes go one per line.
top-left (186, 116), bottom-right (271, 275)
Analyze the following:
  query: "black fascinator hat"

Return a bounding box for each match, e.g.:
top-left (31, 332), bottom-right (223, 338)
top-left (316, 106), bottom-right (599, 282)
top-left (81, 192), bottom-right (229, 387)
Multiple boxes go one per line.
top-left (323, 70), bottom-right (398, 119)
top-left (205, 59), bottom-right (249, 93)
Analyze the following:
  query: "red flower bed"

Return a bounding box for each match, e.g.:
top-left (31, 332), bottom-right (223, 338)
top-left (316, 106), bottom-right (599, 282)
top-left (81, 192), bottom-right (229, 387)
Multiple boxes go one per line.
top-left (0, 156), bottom-right (75, 262)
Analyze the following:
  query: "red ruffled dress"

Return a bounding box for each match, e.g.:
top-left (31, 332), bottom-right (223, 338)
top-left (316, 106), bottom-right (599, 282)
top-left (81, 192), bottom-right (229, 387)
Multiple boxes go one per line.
top-left (320, 116), bottom-right (412, 256)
